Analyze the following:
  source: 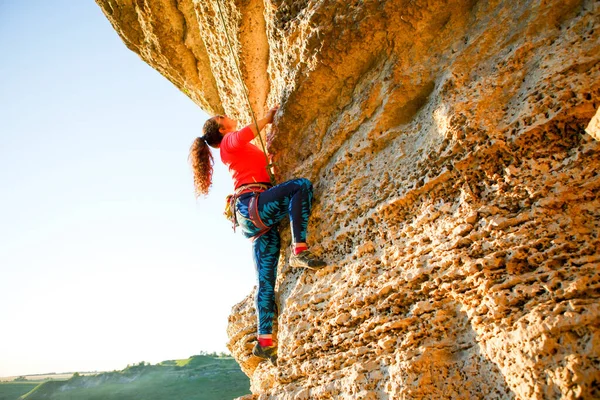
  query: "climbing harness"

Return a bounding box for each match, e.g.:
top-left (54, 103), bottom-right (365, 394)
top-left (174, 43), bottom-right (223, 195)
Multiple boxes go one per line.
top-left (224, 183), bottom-right (272, 239)
top-left (248, 195), bottom-right (270, 239)
top-left (214, 0), bottom-right (276, 186)
top-left (235, 182), bottom-right (273, 197)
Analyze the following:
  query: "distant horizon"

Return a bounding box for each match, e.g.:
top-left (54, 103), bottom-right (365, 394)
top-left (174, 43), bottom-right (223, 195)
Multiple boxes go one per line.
top-left (0, 346), bottom-right (239, 379)
top-left (0, 351), bottom-right (233, 380)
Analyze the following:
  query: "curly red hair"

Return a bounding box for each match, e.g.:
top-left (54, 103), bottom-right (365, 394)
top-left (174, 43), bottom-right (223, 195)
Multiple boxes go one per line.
top-left (189, 117), bottom-right (223, 197)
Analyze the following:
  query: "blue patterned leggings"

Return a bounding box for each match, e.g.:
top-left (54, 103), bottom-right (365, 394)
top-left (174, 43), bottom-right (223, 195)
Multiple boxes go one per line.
top-left (236, 178), bottom-right (314, 335)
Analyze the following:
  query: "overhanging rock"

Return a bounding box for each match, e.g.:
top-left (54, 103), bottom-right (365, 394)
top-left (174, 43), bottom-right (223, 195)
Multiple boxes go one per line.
top-left (98, 0), bottom-right (600, 398)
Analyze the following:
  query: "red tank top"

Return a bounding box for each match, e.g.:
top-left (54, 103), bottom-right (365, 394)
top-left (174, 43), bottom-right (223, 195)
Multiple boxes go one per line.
top-left (220, 126), bottom-right (270, 189)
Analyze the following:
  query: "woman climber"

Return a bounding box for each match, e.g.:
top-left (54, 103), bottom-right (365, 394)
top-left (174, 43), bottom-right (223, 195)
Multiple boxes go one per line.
top-left (188, 106), bottom-right (326, 364)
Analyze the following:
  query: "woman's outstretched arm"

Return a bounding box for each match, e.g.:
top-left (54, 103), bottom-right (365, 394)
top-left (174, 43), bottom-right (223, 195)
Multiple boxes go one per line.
top-left (248, 105), bottom-right (279, 138)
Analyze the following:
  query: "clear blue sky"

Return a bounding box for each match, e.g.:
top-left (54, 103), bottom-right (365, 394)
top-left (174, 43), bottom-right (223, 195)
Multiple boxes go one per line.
top-left (0, 1), bottom-right (256, 377)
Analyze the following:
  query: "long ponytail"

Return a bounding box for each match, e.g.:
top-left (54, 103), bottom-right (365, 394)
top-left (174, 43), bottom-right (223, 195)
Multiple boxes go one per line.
top-left (189, 137), bottom-right (213, 197)
top-left (189, 117), bottom-right (224, 197)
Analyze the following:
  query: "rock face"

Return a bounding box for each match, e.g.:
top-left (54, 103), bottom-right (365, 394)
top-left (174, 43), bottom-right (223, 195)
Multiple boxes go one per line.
top-left (97, 0), bottom-right (600, 398)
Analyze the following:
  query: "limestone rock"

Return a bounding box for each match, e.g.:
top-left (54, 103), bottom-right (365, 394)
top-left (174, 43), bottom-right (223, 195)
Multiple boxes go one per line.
top-left (98, 0), bottom-right (600, 398)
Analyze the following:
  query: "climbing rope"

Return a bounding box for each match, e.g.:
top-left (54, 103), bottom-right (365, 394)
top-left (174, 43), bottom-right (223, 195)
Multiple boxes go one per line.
top-left (214, 0), bottom-right (276, 186)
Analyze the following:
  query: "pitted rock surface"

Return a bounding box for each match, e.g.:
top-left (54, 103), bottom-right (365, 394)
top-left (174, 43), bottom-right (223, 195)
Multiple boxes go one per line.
top-left (97, 0), bottom-right (600, 398)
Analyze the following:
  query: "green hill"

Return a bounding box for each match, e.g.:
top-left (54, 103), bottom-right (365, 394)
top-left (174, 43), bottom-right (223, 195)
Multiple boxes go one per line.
top-left (3, 355), bottom-right (250, 400)
top-left (0, 382), bottom-right (39, 400)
